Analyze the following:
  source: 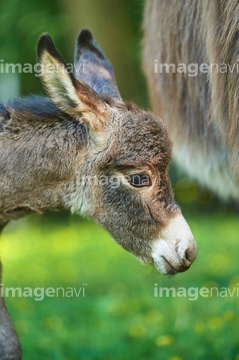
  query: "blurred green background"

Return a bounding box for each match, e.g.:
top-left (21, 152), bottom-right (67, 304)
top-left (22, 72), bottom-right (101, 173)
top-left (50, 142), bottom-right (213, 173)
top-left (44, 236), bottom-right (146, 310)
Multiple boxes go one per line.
top-left (0, 0), bottom-right (239, 359)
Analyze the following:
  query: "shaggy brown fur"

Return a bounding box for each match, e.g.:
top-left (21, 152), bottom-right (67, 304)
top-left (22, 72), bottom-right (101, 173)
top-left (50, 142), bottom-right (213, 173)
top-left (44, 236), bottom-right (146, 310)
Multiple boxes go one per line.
top-left (143, 0), bottom-right (239, 201)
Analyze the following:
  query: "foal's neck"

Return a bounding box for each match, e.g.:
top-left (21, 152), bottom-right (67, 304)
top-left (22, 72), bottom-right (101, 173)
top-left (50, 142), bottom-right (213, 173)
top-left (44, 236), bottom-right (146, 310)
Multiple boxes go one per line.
top-left (0, 96), bottom-right (88, 225)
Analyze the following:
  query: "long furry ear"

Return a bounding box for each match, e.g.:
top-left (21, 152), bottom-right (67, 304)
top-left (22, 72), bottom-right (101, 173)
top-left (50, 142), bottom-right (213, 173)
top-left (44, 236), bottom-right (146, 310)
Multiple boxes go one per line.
top-left (37, 34), bottom-right (109, 131)
top-left (74, 29), bottom-right (122, 101)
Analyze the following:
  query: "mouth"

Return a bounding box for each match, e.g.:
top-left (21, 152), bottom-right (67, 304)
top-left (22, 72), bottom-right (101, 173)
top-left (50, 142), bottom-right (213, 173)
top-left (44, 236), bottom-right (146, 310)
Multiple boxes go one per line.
top-left (161, 256), bottom-right (178, 275)
top-left (128, 214), bottom-right (197, 275)
top-left (135, 252), bottom-right (194, 275)
top-left (149, 213), bottom-right (198, 275)
top-left (151, 239), bottom-right (197, 275)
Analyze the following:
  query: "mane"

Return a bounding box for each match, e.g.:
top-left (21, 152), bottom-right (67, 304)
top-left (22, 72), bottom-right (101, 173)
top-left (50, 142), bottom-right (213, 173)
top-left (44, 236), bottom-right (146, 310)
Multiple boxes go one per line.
top-left (1, 96), bottom-right (74, 124)
top-left (3, 95), bottom-right (69, 121)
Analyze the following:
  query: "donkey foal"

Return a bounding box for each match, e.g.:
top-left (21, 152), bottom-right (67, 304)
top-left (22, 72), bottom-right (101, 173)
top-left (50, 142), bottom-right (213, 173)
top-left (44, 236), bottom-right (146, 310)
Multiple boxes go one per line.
top-left (0, 30), bottom-right (197, 359)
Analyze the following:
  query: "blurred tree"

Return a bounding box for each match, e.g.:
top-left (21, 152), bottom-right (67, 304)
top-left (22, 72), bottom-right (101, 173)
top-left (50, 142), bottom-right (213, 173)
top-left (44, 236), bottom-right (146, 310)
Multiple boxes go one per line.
top-left (0, 0), bottom-right (148, 106)
top-left (0, 0), bottom-right (68, 94)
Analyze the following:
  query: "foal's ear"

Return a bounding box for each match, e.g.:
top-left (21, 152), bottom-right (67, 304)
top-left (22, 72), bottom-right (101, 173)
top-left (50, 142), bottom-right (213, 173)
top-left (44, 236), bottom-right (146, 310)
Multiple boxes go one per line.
top-left (37, 34), bottom-right (108, 131)
top-left (74, 29), bottom-right (122, 101)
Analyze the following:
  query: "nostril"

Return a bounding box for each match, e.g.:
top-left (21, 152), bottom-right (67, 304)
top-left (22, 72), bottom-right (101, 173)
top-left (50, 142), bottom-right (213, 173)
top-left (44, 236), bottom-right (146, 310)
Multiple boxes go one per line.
top-left (185, 248), bottom-right (192, 262)
top-left (175, 242), bottom-right (197, 271)
top-left (182, 246), bottom-right (197, 266)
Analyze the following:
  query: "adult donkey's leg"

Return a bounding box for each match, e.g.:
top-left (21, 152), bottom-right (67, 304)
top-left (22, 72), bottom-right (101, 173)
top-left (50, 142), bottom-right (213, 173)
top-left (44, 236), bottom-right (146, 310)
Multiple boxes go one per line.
top-left (0, 226), bottom-right (22, 360)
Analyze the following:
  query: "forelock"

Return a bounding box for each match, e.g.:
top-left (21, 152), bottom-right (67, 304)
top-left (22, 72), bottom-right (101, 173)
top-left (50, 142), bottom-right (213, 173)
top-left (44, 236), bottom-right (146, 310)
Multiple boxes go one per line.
top-left (108, 107), bottom-right (172, 167)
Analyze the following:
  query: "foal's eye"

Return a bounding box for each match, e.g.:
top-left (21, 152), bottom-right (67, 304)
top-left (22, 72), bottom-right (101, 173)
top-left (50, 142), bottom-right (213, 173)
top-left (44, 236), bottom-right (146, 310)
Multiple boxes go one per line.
top-left (127, 173), bottom-right (152, 188)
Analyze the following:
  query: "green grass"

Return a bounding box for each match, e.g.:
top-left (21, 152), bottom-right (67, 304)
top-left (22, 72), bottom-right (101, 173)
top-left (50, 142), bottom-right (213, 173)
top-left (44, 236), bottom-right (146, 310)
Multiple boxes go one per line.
top-left (1, 210), bottom-right (239, 360)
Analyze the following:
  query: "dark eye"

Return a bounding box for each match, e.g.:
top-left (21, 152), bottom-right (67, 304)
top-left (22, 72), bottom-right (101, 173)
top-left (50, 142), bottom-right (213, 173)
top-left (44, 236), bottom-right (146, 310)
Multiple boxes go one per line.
top-left (127, 173), bottom-right (152, 188)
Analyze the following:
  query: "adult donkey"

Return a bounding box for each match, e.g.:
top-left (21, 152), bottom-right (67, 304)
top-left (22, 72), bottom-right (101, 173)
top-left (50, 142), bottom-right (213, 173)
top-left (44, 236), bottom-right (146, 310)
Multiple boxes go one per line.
top-left (0, 30), bottom-right (197, 359)
top-left (143, 0), bottom-right (239, 202)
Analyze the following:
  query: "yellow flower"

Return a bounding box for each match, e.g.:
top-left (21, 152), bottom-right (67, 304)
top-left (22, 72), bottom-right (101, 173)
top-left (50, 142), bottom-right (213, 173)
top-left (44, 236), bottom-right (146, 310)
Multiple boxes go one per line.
top-left (194, 322), bottom-right (206, 333)
top-left (155, 335), bottom-right (174, 347)
top-left (224, 310), bottom-right (234, 321)
top-left (207, 317), bottom-right (222, 330)
top-left (128, 324), bottom-right (146, 338)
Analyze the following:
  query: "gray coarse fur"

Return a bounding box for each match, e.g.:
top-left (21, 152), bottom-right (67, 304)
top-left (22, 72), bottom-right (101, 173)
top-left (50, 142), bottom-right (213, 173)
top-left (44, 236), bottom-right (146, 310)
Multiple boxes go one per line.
top-left (143, 0), bottom-right (239, 201)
